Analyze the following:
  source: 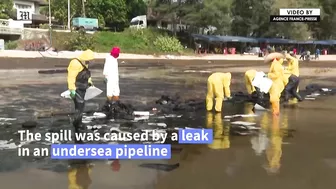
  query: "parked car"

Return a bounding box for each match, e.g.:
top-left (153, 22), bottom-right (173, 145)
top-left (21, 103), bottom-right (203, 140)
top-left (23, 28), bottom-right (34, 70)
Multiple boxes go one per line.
top-left (245, 47), bottom-right (261, 55)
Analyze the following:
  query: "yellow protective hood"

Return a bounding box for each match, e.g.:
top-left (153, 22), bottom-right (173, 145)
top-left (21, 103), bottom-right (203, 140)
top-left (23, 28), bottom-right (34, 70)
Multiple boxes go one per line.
top-left (245, 69), bottom-right (257, 78)
top-left (77, 49), bottom-right (95, 61)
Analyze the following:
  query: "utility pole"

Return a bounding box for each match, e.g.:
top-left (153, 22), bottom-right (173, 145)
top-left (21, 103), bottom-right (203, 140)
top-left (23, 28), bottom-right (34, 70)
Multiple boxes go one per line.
top-left (48, 0), bottom-right (51, 26)
top-left (82, 0), bottom-right (86, 17)
top-left (67, 0), bottom-right (70, 30)
top-left (48, 0), bottom-right (52, 48)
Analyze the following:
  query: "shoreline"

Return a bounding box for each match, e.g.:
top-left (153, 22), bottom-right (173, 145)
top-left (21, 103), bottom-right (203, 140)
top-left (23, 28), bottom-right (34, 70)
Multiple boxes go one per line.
top-left (1, 50), bottom-right (336, 61)
top-left (0, 56), bottom-right (336, 70)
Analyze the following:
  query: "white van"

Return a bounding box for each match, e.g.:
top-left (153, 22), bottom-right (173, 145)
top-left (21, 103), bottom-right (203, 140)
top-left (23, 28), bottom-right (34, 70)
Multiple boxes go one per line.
top-left (130, 15), bottom-right (147, 29)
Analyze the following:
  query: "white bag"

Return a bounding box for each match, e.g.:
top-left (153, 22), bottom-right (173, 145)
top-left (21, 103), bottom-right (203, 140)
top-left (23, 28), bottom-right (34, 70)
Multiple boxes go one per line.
top-left (252, 72), bottom-right (273, 93)
top-left (60, 86), bottom-right (103, 100)
top-left (60, 90), bottom-right (71, 99)
top-left (84, 86), bottom-right (103, 100)
top-left (133, 111), bottom-right (150, 116)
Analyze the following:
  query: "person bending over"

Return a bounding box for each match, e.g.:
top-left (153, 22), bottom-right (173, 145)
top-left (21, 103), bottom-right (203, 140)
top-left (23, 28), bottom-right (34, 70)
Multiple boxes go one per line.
top-left (244, 69), bottom-right (266, 101)
top-left (245, 69), bottom-right (257, 95)
top-left (206, 72), bottom-right (232, 112)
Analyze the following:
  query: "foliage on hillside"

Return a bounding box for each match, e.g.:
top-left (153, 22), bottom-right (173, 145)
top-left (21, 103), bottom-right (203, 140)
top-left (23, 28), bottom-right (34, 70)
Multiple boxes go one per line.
top-left (51, 28), bottom-right (185, 54)
top-left (40, 0), bottom-right (336, 40)
top-left (150, 0), bottom-right (336, 40)
top-left (42, 0), bottom-right (147, 29)
top-left (0, 0), bottom-right (14, 19)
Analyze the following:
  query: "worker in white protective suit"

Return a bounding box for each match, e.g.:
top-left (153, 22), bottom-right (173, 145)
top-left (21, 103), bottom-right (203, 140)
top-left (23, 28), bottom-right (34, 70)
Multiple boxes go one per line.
top-left (103, 47), bottom-right (120, 103)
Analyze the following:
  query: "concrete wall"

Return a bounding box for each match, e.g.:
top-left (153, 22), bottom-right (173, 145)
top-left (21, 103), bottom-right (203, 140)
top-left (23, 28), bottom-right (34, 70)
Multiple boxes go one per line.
top-left (21, 28), bottom-right (48, 40)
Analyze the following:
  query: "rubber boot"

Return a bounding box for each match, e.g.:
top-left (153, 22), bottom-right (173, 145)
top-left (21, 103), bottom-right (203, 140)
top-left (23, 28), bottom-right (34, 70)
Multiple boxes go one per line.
top-left (73, 110), bottom-right (86, 142)
top-left (284, 92), bottom-right (290, 102)
top-left (112, 96), bottom-right (119, 101)
top-left (283, 86), bottom-right (291, 102)
top-left (107, 96), bottom-right (120, 115)
top-left (107, 96), bottom-right (118, 105)
top-left (293, 92), bottom-right (303, 102)
top-left (102, 96), bottom-right (115, 115)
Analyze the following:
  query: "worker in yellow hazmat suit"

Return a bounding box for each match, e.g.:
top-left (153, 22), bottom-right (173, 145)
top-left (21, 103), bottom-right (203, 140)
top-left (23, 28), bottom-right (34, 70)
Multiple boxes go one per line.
top-left (206, 72), bottom-right (232, 112)
top-left (245, 70), bottom-right (257, 94)
top-left (245, 69), bottom-right (266, 101)
top-left (268, 58), bottom-right (287, 116)
top-left (68, 164), bottom-right (93, 189)
top-left (67, 49), bottom-right (94, 131)
top-left (283, 53), bottom-right (302, 102)
top-left (206, 112), bottom-right (230, 149)
top-left (285, 53), bottom-right (299, 77)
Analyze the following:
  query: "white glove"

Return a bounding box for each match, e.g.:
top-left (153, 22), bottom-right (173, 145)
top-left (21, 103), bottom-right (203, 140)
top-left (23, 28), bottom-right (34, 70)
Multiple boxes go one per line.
top-left (224, 97), bottom-right (232, 101)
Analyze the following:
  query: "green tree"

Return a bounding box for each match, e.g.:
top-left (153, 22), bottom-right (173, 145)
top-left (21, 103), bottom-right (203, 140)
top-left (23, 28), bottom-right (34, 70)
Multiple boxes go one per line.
top-left (86, 0), bottom-right (128, 28)
top-left (199, 0), bottom-right (232, 35)
top-left (0, 0), bottom-right (14, 19)
top-left (126, 0), bottom-right (147, 21)
top-left (150, 0), bottom-right (205, 34)
top-left (41, 0), bottom-right (82, 25)
top-left (42, 0), bottom-right (129, 29)
top-left (231, 0), bottom-right (274, 37)
top-left (267, 0), bottom-right (313, 40)
top-left (318, 0), bottom-right (336, 39)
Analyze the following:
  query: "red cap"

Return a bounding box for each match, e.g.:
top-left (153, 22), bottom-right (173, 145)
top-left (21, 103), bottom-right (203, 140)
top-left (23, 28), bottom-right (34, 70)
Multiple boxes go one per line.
top-left (110, 47), bottom-right (120, 58)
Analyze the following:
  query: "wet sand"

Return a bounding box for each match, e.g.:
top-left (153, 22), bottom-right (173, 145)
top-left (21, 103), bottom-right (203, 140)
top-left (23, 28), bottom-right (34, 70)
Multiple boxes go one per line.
top-left (0, 58), bottom-right (336, 188)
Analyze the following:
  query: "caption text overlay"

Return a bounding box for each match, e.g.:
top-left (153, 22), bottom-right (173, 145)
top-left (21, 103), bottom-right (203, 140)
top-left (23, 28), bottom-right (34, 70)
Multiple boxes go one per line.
top-left (17, 129), bottom-right (213, 159)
